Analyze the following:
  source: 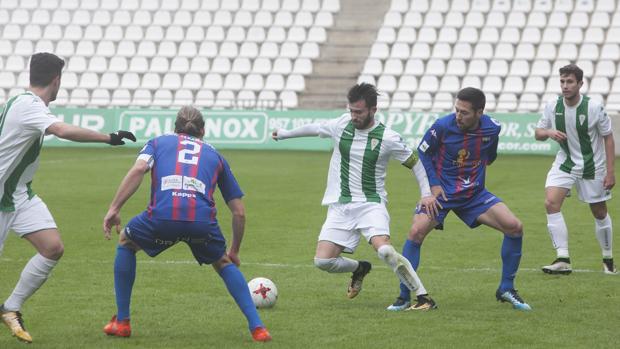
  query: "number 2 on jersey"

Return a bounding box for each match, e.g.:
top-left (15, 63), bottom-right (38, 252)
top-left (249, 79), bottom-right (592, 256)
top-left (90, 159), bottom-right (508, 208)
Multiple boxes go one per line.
top-left (178, 140), bottom-right (201, 165)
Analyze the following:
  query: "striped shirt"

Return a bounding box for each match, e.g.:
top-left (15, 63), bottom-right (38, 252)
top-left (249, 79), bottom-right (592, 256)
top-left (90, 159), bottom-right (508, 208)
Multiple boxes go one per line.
top-left (318, 114), bottom-right (416, 205)
top-left (417, 113), bottom-right (500, 199)
top-left (537, 95), bottom-right (612, 179)
top-left (138, 134), bottom-right (243, 222)
top-left (0, 92), bottom-right (60, 212)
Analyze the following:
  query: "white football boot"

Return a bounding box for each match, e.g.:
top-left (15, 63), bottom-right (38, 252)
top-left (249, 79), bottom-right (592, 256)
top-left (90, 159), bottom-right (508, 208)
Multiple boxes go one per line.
top-left (542, 258), bottom-right (572, 275)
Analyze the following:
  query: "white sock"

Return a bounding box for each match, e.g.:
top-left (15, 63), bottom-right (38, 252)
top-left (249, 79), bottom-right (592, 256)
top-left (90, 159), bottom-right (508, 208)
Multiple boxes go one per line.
top-left (3, 253), bottom-right (58, 311)
top-left (595, 214), bottom-right (613, 259)
top-left (313, 256), bottom-right (358, 273)
top-left (547, 212), bottom-right (570, 258)
top-left (377, 245), bottom-right (425, 293)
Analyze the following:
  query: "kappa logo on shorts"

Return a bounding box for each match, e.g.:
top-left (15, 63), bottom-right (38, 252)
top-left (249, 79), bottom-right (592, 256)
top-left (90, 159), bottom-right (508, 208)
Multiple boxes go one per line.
top-left (484, 196), bottom-right (497, 204)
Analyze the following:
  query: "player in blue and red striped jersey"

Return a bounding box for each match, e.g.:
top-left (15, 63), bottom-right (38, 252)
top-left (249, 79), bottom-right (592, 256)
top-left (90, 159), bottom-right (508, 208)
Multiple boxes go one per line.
top-left (102, 106), bottom-right (271, 342)
top-left (387, 87), bottom-right (531, 312)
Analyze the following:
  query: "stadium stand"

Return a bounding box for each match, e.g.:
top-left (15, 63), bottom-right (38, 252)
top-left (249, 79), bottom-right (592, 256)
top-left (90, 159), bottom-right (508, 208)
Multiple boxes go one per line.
top-left (0, 0), bottom-right (340, 109)
top-left (360, 0), bottom-right (620, 111)
top-left (1, 0), bottom-right (619, 112)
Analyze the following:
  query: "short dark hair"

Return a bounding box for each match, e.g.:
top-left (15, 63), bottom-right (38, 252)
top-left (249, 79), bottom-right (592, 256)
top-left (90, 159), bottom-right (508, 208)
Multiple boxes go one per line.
top-left (175, 106), bottom-right (205, 138)
top-left (29, 52), bottom-right (65, 87)
top-left (559, 64), bottom-right (583, 82)
top-left (347, 83), bottom-right (379, 108)
top-left (456, 87), bottom-right (486, 111)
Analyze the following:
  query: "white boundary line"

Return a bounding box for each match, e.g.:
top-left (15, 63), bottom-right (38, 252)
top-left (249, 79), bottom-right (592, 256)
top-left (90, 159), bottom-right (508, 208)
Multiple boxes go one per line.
top-left (0, 257), bottom-right (604, 273)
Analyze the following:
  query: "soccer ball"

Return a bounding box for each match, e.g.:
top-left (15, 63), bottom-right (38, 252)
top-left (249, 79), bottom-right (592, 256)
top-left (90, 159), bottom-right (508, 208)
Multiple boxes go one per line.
top-left (247, 277), bottom-right (278, 309)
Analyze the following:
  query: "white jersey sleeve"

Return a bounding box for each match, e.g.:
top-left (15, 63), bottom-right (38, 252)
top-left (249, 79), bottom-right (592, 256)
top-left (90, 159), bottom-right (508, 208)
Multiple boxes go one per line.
top-left (19, 94), bottom-right (60, 134)
top-left (317, 113), bottom-right (349, 139)
top-left (593, 100), bottom-right (613, 136)
top-left (536, 99), bottom-right (555, 129)
top-left (383, 129), bottom-right (415, 166)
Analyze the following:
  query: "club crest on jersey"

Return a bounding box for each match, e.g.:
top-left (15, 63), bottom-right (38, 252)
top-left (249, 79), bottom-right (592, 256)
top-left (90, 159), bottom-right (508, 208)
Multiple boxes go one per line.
top-left (579, 114), bottom-right (586, 126)
top-left (455, 148), bottom-right (470, 167)
top-left (370, 138), bottom-right (380, 151)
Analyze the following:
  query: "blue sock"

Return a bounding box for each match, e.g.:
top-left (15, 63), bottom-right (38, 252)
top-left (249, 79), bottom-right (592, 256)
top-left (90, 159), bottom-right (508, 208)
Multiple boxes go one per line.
top-left (218, 264), bottom-right (263, 331)
top-left (499, 235), bottom-right (522, 292)
top-left (399, 240), bottom-right (422, 301)
top-left (114, 245), bottom-right (136, 321)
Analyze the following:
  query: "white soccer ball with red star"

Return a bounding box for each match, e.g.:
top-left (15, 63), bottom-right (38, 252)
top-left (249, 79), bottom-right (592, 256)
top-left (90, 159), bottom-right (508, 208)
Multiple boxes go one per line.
top-left (248, 277), bottom-right (278, 308)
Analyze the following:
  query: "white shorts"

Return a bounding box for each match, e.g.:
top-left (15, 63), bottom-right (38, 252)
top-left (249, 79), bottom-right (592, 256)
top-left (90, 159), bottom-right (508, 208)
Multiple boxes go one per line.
top-left (545, 166), bottom-right (612, 203)
top-left (318, 201), bottom-right (390, 253)
top-left (0, 196), bottom-right (57, 255)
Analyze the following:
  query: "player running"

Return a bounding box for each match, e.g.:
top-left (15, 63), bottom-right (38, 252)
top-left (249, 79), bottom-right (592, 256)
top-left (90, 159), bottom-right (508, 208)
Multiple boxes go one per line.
top-left (387, 87), bottom-right (531, 312)
top-left (102, 106), bottom-right (271, 342)
top-left (1, 52), bottom-right (135, 344)
top-left (272, 83), bottom-right (439, 306)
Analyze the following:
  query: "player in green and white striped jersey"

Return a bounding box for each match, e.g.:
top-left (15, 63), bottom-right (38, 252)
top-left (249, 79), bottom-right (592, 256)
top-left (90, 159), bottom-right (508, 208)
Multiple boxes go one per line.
top-left (535, 64), bottom-right (617, 275)
top-left (273, 83), bottom-right (441, 308)
top-left (0, 53), bottom-right (135, 344)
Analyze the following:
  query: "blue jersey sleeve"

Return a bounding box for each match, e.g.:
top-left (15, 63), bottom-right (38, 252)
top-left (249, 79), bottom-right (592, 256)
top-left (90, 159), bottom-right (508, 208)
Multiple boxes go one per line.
top-left (488, 134), bottom-right (499, 165)
top-left (486, 117), bottom-right (501, 165)
top-left (417, 121), bottom-right (443, 186)
top-left (217, 157), bottom-right (244, 202)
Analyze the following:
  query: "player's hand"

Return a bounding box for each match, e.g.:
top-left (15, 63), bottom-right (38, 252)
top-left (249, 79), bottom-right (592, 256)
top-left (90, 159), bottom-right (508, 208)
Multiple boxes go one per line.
top-left (604, 172), bottom-right (615, 190)
top-left (103, 210), bottom-right (122, 240)
top-left (547, 130), bottom-right (567, 143)
top-left (108, 130), bottom-right (137, 145)
top-left (228, 251), bottom-right (241, 266)
top-left (271, 129), bottom-right (280, 141)
top-left (431, 185), bottom-right (447, 202)
top-left (420, 195), bottom-right (442, 219)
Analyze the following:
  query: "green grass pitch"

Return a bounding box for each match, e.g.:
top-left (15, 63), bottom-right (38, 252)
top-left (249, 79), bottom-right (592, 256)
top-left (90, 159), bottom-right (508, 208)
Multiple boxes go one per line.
top-left (1, 147), bottom-right (618, 348)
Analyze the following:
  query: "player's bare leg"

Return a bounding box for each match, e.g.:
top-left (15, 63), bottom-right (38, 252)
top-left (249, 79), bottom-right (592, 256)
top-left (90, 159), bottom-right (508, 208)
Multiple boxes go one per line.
top-left (478, 203), bottom-right (531, 311)
top-left (2, 229), bottom-right (62, 343)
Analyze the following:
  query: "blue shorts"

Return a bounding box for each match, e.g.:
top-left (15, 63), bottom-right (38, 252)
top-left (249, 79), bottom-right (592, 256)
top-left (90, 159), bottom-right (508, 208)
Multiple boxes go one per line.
top-left (416, 189), bottom-right (502, 230)
top-left (124, 211), bottom-right (227, 265)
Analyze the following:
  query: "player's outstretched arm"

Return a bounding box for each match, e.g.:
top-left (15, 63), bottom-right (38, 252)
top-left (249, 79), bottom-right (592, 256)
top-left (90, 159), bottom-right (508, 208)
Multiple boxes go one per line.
top-left (226, 198), bottom-right (246, 266)
top-left (103, 160), bottom-right (150, 240)
top-left (272, 123), bottom-right (321, 141)
top-left (46, 122), bottom-right (136, 145)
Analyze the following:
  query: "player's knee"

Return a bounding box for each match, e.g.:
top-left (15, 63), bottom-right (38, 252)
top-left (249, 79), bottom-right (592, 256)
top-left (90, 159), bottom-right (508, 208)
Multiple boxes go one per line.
top-left (314, 257), bottom-right (337, 272)
top-left (408, 226), bottom-right (426, 244)
top-left (505, 219), bottom-right (523, 237)
top-left (590, 205), bottom-right (608, 220)
top-left (544, 198), bottom-right (561, 213)
top-left (377, 244), bottom-right (396, 260)
top-left (43, 242), bottom-right (64, 260)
